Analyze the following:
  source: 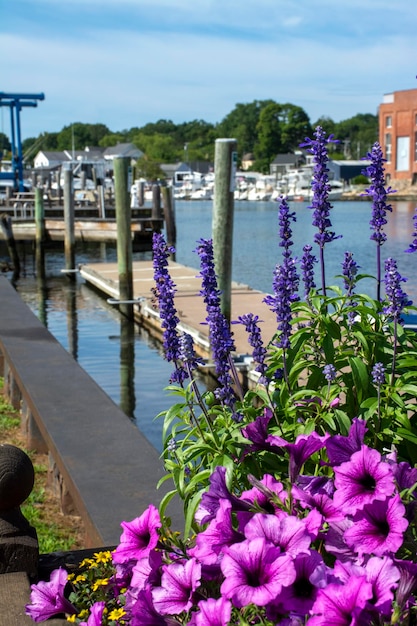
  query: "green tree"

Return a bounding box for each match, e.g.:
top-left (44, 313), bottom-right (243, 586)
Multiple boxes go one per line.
top-left (218, 100), bottom-right (276, 159)
top-left (57, 123), bottom-right (111, 150)
top-left (135, 156), bottom-right (165, 181)
top-left (334, 113), bottom-right (378, 159)
top-left (98, 133), bottom-right (126, 148)
top-left (0, 132), bottom-right (11, 152)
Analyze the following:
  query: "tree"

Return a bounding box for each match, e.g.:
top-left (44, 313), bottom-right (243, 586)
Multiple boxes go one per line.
top-left (135, 156), bottom-right (165, 181)
top-left (56, 123), bottom-right (111, 150)
top-left (0, 132), bottom-right (11, 152)
top-left (218, 100), bottom-right (276, 158)
top-left (334, 113), bottom-right (378, 159)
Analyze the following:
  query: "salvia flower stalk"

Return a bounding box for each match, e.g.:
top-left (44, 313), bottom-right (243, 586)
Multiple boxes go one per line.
top-left (300, 126), bottom-right (341, 296)
top-left (363, 142), bottom-right (394, 301)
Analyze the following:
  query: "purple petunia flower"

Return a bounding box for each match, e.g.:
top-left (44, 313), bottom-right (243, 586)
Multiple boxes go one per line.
top-left (383, 257), bottom-right (412, 321)
top-left (26, 568), bottom-right (77, 622)
top-left (189, 499), bottom-right (243, 566)
top-left (152, 557), bottom-right (201, 614)
top-left (326, 417), bottom-right (367, 466)
top-left (278, 550), bottom-right (328, 615)
top-left (344, 495), bottom-right (408, 557)
top-left (195, 238), bottom-right (236, 409)
top-left (405, 207), bottom-right (417, 253)
top-left (130, 584), bottom-right (178, 626)
top-left (112, 504), bottom-right (162, 567)
top-left (241, 408), bottom-right (276, 455)
top-left (193, 597), bottom-right (232, 626)
top-left (220, 537), bottom-right (296, 608)
top-left (79, 601), bottom-right (106, 626)
top-left (243, 512), bottom-right (312, 556)
top-left (152, 232), bottom-right (186, 384)
top-left (333, 445), bottom-right (395, 514)
top-left (195, 466), bottom-right (250, 525)
top-left (393, 558), bottom-right (417, 610)
top-left (267, 431), bottom-right (329, 483)
top-left (300, 243), bottom-right (317, 299)
top-left (308, 575), bottom-right (373, 626)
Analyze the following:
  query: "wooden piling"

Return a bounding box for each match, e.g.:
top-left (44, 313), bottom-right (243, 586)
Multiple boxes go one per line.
top-left (0, 215), bottom-right (20, 280)
top-left (114, 157), bottom-right (133, 319)
top-left (161, 184), bottom-right (176, 249)
top-left (138, 180), bottom-right (145, 207)
top-left (152, 184), bottom-right (162, 220)
top-left (63, 169), bottom-right (75, 280)
top-left (212, 138), bottom-right (237, 322)
top-left (34, 188), bottom-right (45, 279)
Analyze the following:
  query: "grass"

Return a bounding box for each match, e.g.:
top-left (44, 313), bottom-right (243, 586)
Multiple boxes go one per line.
top-left (0, 378), bottom-right (84, 553)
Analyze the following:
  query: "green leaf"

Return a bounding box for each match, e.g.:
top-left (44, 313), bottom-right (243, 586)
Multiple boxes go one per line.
top-left (396, 428), bottom-right (417, 446)
top-left (349, 356), bottom-right (369, 404)
top-left (158, 489), bottom-right (178, 519)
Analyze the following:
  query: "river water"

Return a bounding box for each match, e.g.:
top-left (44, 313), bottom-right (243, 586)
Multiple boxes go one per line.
top-left (11, 198), bottom-right (417, 451)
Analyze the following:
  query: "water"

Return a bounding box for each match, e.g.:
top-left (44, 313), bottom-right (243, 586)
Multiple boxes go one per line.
top-left (11, 198), bottom-right (417, 451)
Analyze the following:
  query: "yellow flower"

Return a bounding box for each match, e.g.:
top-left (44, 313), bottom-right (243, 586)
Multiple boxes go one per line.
top-left (107, 607), bottom-right (127, 621)
top-left (92, 578), bottom-right (109, 591)
top-left (72, 574), bottom-right (87, 585)
top-left (66, 615), bottom-right (76, 623)
top-left (94, 551), bottom-right (112, 563)
top-left (79, 558), bottom-right (94, 568)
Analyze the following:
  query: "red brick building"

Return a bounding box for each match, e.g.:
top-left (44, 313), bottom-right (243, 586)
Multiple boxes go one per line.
top-left (379, 88), bottom-right (417, 185)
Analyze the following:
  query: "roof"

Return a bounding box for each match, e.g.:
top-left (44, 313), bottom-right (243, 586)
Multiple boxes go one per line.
top-left (271, 153), bottom-right (304, 165)
top-left (103, 143), bottom-right (143, 159)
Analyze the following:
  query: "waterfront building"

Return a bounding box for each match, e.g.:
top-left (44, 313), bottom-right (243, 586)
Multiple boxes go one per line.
top-left (379, 87), bottom-right (417, 185)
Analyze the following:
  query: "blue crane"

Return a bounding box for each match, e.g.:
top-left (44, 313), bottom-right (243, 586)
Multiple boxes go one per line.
top-left (0, 92), bottom-right (45, 192)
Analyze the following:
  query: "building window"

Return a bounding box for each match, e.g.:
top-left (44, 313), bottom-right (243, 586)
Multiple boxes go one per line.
top-left (385, 133), bottom-right (392, 163)
top-left (386, 115), bottom-right (392, 128)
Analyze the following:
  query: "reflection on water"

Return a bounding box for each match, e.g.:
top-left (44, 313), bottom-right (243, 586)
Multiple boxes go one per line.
top-left (9, 198), bottom-right (417, 452)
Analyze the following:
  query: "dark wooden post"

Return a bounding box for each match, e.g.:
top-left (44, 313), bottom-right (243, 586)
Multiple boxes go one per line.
top-left (0, 444), bottom-right (38, 578)
top-left (212, 138), bottom-right (237, 323)
top-left (35, 187), bottom-right (45, 279)
top-left (0, 215), bottom-right (20, 281)
top-left (151, 183), bottom-right (162, 219)
top-left (161, 184), bottom-right (176, 250)
top-left (114, 157), bottom-right (133, 319)
top-left (63, 169), bottom-right (76, 280)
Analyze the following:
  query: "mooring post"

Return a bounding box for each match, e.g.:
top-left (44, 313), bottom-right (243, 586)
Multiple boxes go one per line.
top-left (212, 138), bottom-right (237, 323)
top-left (151, 183), bottom-right (162, 220)
top-left (161, 184), bottom-right (176, 251)
top-left (34, 187), bottom-right (45, 279)
top-left (63, 168), bottom-right (76, 280)
top-left (0, 215), bottom-right (20, 281)
top-left (114, 157), bottom-right (133, 319)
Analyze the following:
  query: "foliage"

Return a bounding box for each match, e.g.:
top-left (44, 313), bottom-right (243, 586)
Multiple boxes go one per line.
top-left (26, 129), bottom-right (417, 625)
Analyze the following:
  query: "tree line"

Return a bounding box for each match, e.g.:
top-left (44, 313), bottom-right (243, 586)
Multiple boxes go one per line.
top-left (0, 100), bottom-right (378, 175)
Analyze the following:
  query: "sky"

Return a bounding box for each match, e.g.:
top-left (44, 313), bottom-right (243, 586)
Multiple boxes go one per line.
top-left (1, 0), bottom-right (417, 141)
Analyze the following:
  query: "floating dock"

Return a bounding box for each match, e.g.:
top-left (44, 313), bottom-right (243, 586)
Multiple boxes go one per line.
top-left (80, 260), bottom-right (278, 369)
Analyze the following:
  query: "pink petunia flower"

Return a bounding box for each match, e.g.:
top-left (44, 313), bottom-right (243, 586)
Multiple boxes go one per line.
top-left (308, 575), bottom-right (373, 625)
top-left (152, 557), bottom-right (201, 614)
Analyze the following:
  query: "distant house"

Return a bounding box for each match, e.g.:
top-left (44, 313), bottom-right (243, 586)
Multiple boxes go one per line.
top-left (270, 153), bottom-right (305, 176)
top-left (103, 143), bottom-right (144, 162)
top-left (33, 151), bottom-right (71, 169)
top-left (328, 160), bottom-right (370, 184)
top-left (160, 162), bottom-right (193, 185)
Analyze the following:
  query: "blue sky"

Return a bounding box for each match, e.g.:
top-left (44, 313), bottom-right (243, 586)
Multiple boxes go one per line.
top-left (1, 0), bottom-right (416, 140)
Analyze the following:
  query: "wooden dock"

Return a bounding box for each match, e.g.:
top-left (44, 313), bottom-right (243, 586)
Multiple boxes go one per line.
top-left (80, 260), bottom-right (278, 364)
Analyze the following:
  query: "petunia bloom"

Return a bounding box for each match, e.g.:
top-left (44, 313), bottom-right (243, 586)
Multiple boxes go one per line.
top-left (243, 512), bottom-right (311, 557)
top-left (267, 431), bottom-right (329, 483)
top-left (112, 504), bottom-right (162, 566)
top-left (344, 495), bottom-right (408, 557)
top-left (333, 445), bottom-right (395, 514)
top-left (308, 575), bottom-right (373, 626)
top-left (26, 568), bottom-right (77, 622)
top-left (152, 557), bottom-right (201, 614)
top-left (220, 537), bottom-right (296, 608)
top-left (193, 597), bottom-right (232, 626)
top-left (79, 601), bottom-right (106, 626)
top-left (279, 550), bottom-right (328, 614)
top-left (326, 417), bottom-right (367, 466)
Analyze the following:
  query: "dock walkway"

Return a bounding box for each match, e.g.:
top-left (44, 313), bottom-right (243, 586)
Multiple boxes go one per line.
top-left (80, 260), bottom-right (278, 362)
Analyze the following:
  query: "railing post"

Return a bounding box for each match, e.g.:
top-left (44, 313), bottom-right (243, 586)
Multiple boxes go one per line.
top-left (63, 169), bottom-right (76, 279)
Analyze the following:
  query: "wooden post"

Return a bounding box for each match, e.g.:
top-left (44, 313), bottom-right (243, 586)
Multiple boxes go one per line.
top-left (114, 157), bottom-right (133, 319)
top-left (34, 188), bottom-right (45, 279)
top-left (120, 316), bottom-right (135, 417)
top-left (152, 183), bottom-right (162, 219)
top-left (161, 184), bottom-right (176, 251)
top-left (212, 138), bottom-right (237, 323)
top-left (63, 169), bottom-right (76, 280)
top-left (0, 215), bottom-right (20, 280)
top-left (138, 180), bottom-right (145, 207)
